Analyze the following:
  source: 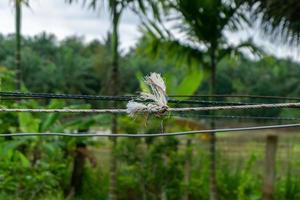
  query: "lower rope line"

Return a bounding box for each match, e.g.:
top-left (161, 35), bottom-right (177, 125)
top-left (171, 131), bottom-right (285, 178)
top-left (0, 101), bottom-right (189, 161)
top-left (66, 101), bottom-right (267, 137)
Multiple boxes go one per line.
top-left (1, 123), bottom-right (300, 137)
top-left (1, 102), bottom-right (300, 114)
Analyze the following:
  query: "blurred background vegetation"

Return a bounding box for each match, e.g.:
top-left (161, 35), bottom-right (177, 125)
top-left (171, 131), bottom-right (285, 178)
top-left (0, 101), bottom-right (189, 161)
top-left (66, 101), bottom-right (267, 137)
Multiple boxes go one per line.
top-left (1, 0), bottom-right (300, 199)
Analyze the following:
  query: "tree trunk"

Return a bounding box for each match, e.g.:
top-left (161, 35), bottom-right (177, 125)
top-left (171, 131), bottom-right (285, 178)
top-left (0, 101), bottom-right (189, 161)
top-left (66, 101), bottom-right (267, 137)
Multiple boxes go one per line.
top-left (262, 135), bottom-right (278, 200)
top-left (15, 0), bottom-right (22, 90)
top-left (209, 50), bottom-right (217, 200)
top-left (182, 138), bottom-right (192, 200)
top-left (109, 138), bottom-right (117, 200)
top-left (109, 5), bottom-right (121, 200)
top-left (68, 141), bottom-right (87, 198)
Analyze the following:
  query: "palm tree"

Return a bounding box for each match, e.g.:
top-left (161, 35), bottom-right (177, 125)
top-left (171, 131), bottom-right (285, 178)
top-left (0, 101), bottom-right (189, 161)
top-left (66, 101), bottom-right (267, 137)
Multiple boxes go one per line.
top-left (243, 0), bottom-right (300, 45)
top-left (13, 0), bottom-right (29, 90)
top-left (142, 0), bottom-right (259, 199)
top-left (64, 1), bottom-right (122, 199)
top-left (65, 1), bottom-right (162, 199)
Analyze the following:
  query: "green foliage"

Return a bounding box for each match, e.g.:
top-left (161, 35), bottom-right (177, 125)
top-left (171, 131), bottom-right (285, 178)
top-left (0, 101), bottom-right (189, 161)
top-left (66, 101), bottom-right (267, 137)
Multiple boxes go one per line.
top-left (115, 136), bottom-right (183, 200)
top-left (0, 33), bottom-right (101, 94)
top-left (165, 67), bottom-right (203, 97)
top-left (80, 165), bottom-right (109, 200)
top-left (140, 0), bottom-right (262, 100)
top-left (0, 136), bottom-right (68, 199)
top-left (217, 154), bottom-right (261, 200)
top-left (1, 27), bottom-right (300, 200)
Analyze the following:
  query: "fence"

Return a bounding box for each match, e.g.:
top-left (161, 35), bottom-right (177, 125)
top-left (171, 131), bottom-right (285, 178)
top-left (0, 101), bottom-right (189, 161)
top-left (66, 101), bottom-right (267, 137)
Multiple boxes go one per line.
top-left (1, 91), bottom-right (300, 199)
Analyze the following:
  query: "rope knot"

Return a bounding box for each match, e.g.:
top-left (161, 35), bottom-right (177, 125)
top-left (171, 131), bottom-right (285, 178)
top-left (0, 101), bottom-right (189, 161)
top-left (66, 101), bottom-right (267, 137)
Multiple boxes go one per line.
top-left (126, 73), bottom-right (168, 116)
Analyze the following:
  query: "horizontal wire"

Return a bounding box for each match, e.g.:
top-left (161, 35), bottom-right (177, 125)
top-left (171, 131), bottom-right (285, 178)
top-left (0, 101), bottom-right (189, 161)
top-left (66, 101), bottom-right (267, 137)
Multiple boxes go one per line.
top-left (3, 91), bottom-right (300, 101)
top-left (0, 91), bottom-right (288, 105)
top-left (1, 123), bottom-right (300, 137)
top-left (1, 102), bottom-right (300, 113)
top-left (0, 108), bottom-right (127, 113)
top-left (172, 113), bottom-right (300, 121)
top-left (169, 99), bottom-right (253, 105)
top-left (170, 94), bottom-right (300, 101)
top-left (0, 92), bottom-right (131, 101)
top-left (0, 96), bottom-right (251, 106)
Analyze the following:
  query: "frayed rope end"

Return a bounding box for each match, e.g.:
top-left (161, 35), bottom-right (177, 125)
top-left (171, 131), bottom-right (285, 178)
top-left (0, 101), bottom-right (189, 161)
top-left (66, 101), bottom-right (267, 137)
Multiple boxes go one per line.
top-left (126, 72), bottom-right (168, 117)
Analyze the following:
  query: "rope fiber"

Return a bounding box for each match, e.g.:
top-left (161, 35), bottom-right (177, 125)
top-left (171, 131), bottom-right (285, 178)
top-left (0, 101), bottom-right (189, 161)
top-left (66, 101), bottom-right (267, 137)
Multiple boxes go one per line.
top-left (1, 102), bottom-right (300, 113)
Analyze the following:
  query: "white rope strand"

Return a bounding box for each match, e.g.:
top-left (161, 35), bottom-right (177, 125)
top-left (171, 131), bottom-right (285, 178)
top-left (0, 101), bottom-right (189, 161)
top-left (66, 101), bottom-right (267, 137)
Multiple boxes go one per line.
top-left (168, 102), bottom-right (300, 112)
top-left (1, 123), bottom-right (300, 137)
top-left (1, 102), bottom-right (300, 113)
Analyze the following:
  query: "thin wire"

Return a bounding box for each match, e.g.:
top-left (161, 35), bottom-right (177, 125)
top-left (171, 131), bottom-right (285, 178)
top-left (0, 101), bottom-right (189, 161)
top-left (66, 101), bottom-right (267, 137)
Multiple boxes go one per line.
top-left (3, 92), bottom-right (300, 101)
top-left (1, 123), bottom-right (300, 137)
top-left (0, 91), bottom-right (287, 105)
top-left (0, 92), bottom-right (130, 101)
top-left (169, 99), bottom-right (254, 105)
top-left (0, 96), bottom-right (251, 106)
top-left (172, 113), bottom-right (300, 121)
top-left (0, 108), bottom-right (127, 113)
top-left (1, 102), bottom-right (300, 113)
top-left (170, 94), bottom-right (300, 101)
top-left (0, 92), bottom-right (251, 105)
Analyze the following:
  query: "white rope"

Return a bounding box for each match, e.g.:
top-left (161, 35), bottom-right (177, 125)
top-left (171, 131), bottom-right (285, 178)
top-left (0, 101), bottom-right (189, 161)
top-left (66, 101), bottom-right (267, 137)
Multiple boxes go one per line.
top-left (168, 102), bottom-right (300, 112)
top-left (1, 123), bottom-right (300, 137)
top-left (0, 102), bottom-right (300, 113)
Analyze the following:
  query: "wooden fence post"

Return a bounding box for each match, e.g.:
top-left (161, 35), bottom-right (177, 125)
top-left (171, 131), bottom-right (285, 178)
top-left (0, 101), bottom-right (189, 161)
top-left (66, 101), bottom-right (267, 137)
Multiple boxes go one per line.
top-left (262, 135), bottom-right (278, 200)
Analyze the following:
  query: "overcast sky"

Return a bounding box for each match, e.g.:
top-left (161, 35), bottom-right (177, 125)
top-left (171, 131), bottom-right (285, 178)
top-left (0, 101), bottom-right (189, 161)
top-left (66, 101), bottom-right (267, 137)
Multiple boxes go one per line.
top-left (0, 0), bottom-right (299, 61)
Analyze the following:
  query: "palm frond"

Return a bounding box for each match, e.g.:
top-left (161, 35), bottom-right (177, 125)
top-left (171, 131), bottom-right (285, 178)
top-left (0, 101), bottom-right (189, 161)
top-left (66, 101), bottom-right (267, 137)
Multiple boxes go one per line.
top-left (244, 0), bottom-right (300, 45)
top-left (141, 32), bottom-right (207, 69)
top-left (171, 0), bottom-right (251, 44)
top-left (217, 38), bottom-right (265, 61)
